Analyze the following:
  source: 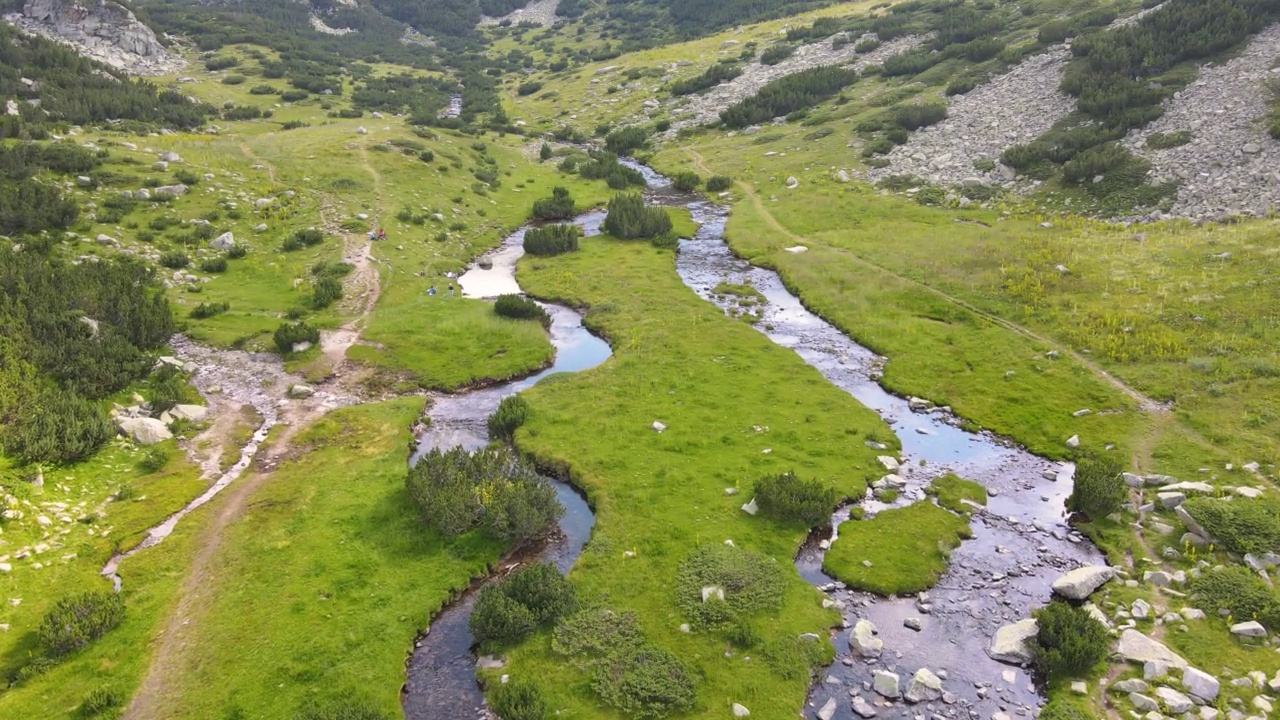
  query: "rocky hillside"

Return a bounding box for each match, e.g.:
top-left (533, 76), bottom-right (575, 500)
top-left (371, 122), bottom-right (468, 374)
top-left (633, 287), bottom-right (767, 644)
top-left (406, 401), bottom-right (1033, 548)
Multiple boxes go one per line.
top-left (4, 0), bottom-right (182, 74)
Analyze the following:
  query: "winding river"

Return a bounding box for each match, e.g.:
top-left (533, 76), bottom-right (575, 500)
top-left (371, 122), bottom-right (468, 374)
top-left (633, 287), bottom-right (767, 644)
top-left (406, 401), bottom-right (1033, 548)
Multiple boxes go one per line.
top-left (401, 162), bottom-right (1104, 720)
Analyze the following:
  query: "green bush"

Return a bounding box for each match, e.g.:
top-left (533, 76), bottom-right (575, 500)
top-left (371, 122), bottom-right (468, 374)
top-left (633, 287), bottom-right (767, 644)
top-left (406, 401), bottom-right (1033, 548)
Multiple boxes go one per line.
top-left (159, 251), bottom-right (189, 269)
top-left (854, 38), bottom-right (881, 53)
top-left (1066, 455), bottom-right (1126, 521)
top-left (761, 634), bottom-right (831, 681)
top-left (531, 187), bottom-right (576, 220)
top-left (487, 678), bottom-right (549, 720)
top-left (311, 277), bottom-right (344, 310)
top-left (539, 142), bottom-right (552, 161)
top-left (137, 447), bottom-right (170, 473)
top-left (79, 687), bottom-right (120, 716)
top-left (1, 390), bottom-right (116, 465)
top-left (470, 563), bottom-right (576, 650)
top-left (894, 103), bottom-right (948, 130)
top-left (591, 644), bottom-right (697, 720)
top-left (494, 294), bottom-right (550, 326)
top-left (603, 193), bottom-right (672, 240)
top-left (281, 89), bottom-right (309, 103)
top-left (1033, 600), bottom-right (1109, 679)
top-left (228, 245), bottom-right (248, 259)
top-left (553, 608), bottom-right (645, 667)
top-left (148, 364), bottom-right (187, 415)
top-left (705, 175), bottom-right (733, 192)
top-left (675, 544), bottom-right (786, 628)
top-left (946, 77), bottom-right (978, 96)
top-left (1038, 698), bottom-right (1096, 720)
top-left (760, 43), bottom-right (796, 65)
top-left (221, 75), bottom-right (247, 85)
top-left (523, 224), bottom-right (579, 256)
top-left (1189, 566), bottom-right (1280, 630)
top-left (407, 446), bottom-right (561, 543)
top-left (1182, 497), bottom-right (1280, 555)
top-left (190, 301), bottom-right (229, 319)
top-left (487, 395), bottom-right (530, 441)
top-left (204, 56), bottom-right (238, 71)
top-left (604, 125), bottom-right (650, 156)
top-left (249, 84), bottom-right (278, 95)
top-left (200, 257), bottom-right (228, 273)
top-left (37, 591), bottom-right (124, 656)
top-left (273, 321), bottom-right (320, 354)
top-left (752, 471), bottom-right (837, 526)
top-left (670, 171), bottom-right (702, 192)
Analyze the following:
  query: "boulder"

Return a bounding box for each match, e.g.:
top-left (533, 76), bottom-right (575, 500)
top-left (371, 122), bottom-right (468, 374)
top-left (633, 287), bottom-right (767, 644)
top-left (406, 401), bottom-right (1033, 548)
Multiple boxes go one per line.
top-left (1155, 687), bottom-right (1193, 714)
top-left (289, 384), bottom-right (314, 398)
top-left (817, 697), bottom-right (837, 720)
top-left (732, 703), bottom-right (750, 718)
top-left (652, 420), bottom-right (666, 432)
top-left (1113, 679), bottom-right (1149, 693)
top-left (988, 618), bottom-right (1038, 665)
top-left (154, 184), bottom-right (188, 197)
top-left (170, 404), bottom-right (208, 422)
top-left (1066, 434), bottom-right (1080, 448)
top-left (210, 232), bottom-right (235, 250)
top-left (877, 455), bottom-right (900, 471)
top-left (740, 498), bottom-right (758, 515)
top-left (160, 151), bottom-right (181, 162)
top-left (850, 619), bottom-right (883, 658)
top-left (872, 670), bottom-right (899, 698)
top-left (904, 668), bottom-right (943, 703)
top-left (117, 417), bottom-right (172, 445)
top-left (1051, 565), bottom-right (1115, 600)
top-left (1182, 667), bottom-right (1220, 701)
top-left (1130, 693), bottom-right (1159, 712)
top-left (1116, 629), bottom-right (1187, 669)
top-left (1131, 598), bottom-right (1152, 619)
top-left (1229, 620), bottom-right (1266, 637)
top-left (852, 696), bottom-right (878, 718)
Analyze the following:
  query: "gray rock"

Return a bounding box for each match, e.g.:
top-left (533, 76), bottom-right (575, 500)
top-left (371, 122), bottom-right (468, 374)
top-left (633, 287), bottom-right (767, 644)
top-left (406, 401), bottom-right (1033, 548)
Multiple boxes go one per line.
top-left (817, 697), bottom-right (837, 720)
top-left (1114, 679), bottom-right (1150, 694)
top-left (1230, 621), bottom-right (1266, 637)
top-left (988, 618), bottom-right (1038, 665)
top-left (904, 668), bottom-right (943, 703)
top-left (873, 670), bottom-right (900, 698)
top-left (852, 696), bottom-right (878, 718)
top-left (288, 384), bottom-right (314, 398)
top-left (1182, 666), bottom-right (1219, 701)
top-left (1051, 565), bottom-right (1115, 599)
top-left (154, 184), bottom-right (188, 197)
top-left (1156, 687), bottom-right (1194, 714)
top-left (1117, 629), bottom-right (1187, 669)
top-left (116, 416), bottom-right (172, 445)
top-left (1132, 598), bottom-right (1152, 619)
top-left (851, 619), bottom-right (883, 658)
top-left (210, 231), bottom-right (235, 250)
top-left (169, 404), bottom-right (207, 422)
top-left (1131, 693), bottom-right (1160, 712)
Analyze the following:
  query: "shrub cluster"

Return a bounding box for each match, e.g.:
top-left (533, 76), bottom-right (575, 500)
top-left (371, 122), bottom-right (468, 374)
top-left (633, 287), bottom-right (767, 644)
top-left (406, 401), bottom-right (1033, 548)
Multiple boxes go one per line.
top-left (669, 61), bottom-right (742, 96)
top-left (752, 472), bottom-right (837, 526)
top-left (1182, 496), bottom-right (1280, 555)
top-left (1066, 454), bottom-right (1125, 521)
top-left (705, 175), bottom-right (733, 192)
top-left (487, 395), bottom-right (530, 441)
top-left (159, 251), bottom-right (190, 269)
top-left (470, 563), bottom-right (576, 650)
top-left (670, 171), bottom-right (702, 192)
top-left (759, 43), bottom-right (796, 65)
top-left (576, 151), bottom-right (646, 189)
top-left (523, 224), bottom-right (579, 256)
top-left (200, 257), bottom-right (228, 273)
top-left (1188, 566), bottom-right (1280, 630)
top-left (1032, 600), bottom-right (1109, 679)
top-left (604, 125), bottom-right (650, 156)
top-left (273, 321), bottom-right (320, 354)
top-left (603, 194), bottom-right (672, 240)
top-left (406, 446), bottom-right (561, 544)
top-left (720, 66), bottom-right (858, 128)
top-left (37, 591), bottom-right (125, 656)
top-left (494, 294), bottom-right (550, 326)
top-left (531, 186), bottom-right (576, 220)
top-left (311, 276), bottom-right (344, 310)
top-left (487, 678), bottom-right (549, 720)
top-left (283, 229), bottom-right (326, 252)
top-left (675, 544), bottom-right (786, 629)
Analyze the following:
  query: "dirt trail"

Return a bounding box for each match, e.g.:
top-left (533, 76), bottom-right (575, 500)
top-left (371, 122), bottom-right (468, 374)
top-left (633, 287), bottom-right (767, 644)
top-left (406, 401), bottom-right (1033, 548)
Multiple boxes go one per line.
top-left (237, 141), bottom-right (277, 183)
top-left (123, 146), bottom-right (386, 720)
top-left (686, 149), bottom-right (1169, 415)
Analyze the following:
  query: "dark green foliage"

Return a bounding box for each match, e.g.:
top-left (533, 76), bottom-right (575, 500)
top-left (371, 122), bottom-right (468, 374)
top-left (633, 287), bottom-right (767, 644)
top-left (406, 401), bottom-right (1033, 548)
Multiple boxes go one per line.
top-left (1183, 497), bottom-right (1280, 555)
top-left (1038, 20), bottom-right (1072, 44)
top-left (137, 447), bottom-right (170, 473)
top-left (1032, 600), bottom-right (1109, 679)
top-left (487, 395), bottom-right (530, 441)
top-left (1066, 454), bottom-right (1126, 521)
top-left (720, 66), bottom-right (858, 128)
top-left (603, 193), bottom-right (672, 240)
top-left (148, 365), bottom-right (187, 416)
top-left (882, 50), bottom-right (939, 77)
top-left (753, 471), bottom-right (837, 526)
top-left (280, 89), bottom-right (309, 103)
top-left (312, 260), bottom-right (354, 279)
top-left (470, 563), bottom-right (576, 650)
top-left (249, 84), bottom-right (279, 95)
top-left (590, 644), bottom-right (697, 720)
top-left (670, 171), bottom-right (701, 192)
top-left (531, 186), bottom-right (576, 220)
top-left (223, 105), bottom-right (264, 121)
top-left (289, 229), bottom-right (327, 249)
top-left (293, 699), bottom-right (387, 720)
top-left (517, 80), bottom-right (543, 96)
top-left (669, 60), bottom-right (742, 95)
top-left (228, 246), bottom-right (248, 259)
top-left (553, 608), bottom-right (645, 666)
top-left (222, 74), bottom-right (247, 85)
top-left (0, 179), bottom-right (79, 235)
top-left (604, 125), bottom-right (650, 156)
top-left (705, 175), bottom-right (733, 191)
top-left (273, 321), bottom-right (320, 354)
top-left (759, 43), bottom-right (796, 65)
top-left (676, 544), bottom-right (786, 628)
top-left (406, 446), bottom-right (561, 543)
top-left (1189, 566), bottom-right (1280, 630)
top-left (494, 294), bottom-right (550, 326)
top-left (37, 591), bottom-right (124, 656)
top-left (539, 142), bottom-right (552, 161)
top-left (523, 224), bottom-right (579, 256)
top-left (200, 257), bottom-right (228, 273)
top-left (78, 687), bottom-right (121, 717)
top-left (946, 76), bottom-right (978, 95)
top-left (205, 56), bottom-right (239, 71)
top-left (854, 38), bottom-right (881, 53)
top-left (159, 252), bottom-right (190, 269)
top-left (1, 390), bottom-right (116, 465)
top-left (894, 102), bottom-right (947, 130)
top-left (487, 678), bottom-right (548, 720)
top-left (311, 277), bottom-right (344, 309)
top-left (761, 634), bottom-right (831, 681)
top-left (576, 152), bottom-right (646, 189)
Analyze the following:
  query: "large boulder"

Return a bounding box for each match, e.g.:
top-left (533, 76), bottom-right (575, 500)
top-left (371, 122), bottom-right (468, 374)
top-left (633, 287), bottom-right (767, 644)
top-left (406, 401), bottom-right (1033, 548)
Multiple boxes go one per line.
top-left (117, 416), bottom-right (172, 445)
top-left (154, 184), bottom-right (188, 198)
top-left (1230, 620), bottom-right (1267, 637)
top-left (872, 670), bottom-right (899, 698)
top-left (850, 619), bottom-right (883, 658)
top-left (1116, 629), bottom-right (1187, 669)
top-left (1155, 687), bottom-right (1193, 714)
top-left (988, 618), bottom-right (1038, 665)
top-left (169, 404), bottom-right (208, 422)
top-left (1176, 505), bottom-right (1211, 540)
top-left (1182, 666), bottom-right (1219, 701)
top-left (904, 668), bottom-right (943, 703)
top-left (1051, 565), bottom-right (1115, 600)
top-left (210, 231), bottom-right (235, 250)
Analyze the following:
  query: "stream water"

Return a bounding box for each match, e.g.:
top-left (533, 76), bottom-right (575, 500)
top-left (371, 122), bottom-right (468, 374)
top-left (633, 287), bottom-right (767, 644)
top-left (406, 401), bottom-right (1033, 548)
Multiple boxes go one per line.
top-left (401, 162), bottom-right (1104, 720)
top-left (401, 212), bottom-right (610, 720)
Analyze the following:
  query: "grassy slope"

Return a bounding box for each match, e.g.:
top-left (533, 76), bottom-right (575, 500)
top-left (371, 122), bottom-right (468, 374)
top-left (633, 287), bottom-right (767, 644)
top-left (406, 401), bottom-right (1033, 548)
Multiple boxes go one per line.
top-left (0, 443), bottom-right (206, 717)
top-left (822, 501), bottom-right (971, 595)
top-left (503, 226), bottom-right (894, 719)
top-left (149, 399), bottom-right (508, 718)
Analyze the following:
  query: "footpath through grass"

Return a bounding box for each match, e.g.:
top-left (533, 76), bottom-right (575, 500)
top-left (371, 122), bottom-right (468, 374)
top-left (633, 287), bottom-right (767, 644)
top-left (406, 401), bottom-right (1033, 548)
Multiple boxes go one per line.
top-left (503, 225), bottom-right (896, 719)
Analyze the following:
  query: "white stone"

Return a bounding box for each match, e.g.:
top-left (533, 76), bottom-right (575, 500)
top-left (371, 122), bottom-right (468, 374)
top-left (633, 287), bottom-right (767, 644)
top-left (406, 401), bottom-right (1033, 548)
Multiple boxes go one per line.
top-left (116, 417), bottom-right (172, 445)
top-left (904, 668), bottom-right (943, 703)
top-left (817, 697), bottom-right (837, 720)
top-left (877, 455), bottom-right (900, 471)
top-left (1131, 693), bottom-right (1160, 712)
top-left (1182, 667), bottom-right (1220, 701)
top-left (850, 619), bottom-right (883, 658)
top-left (740, 498), bottom-right (758, 515)
top-left (1051, 565), bottom-right (1115, 600)
top-left (652, 420), bottom-right (666, 432)
top-left (1117, 629), bottom-right (1187, 669)
top-left (1230, 621), bottom-right (1267, 637)
top-left (988, 618), bottom-right (1038, 665)
top-left (873, 670), bottom-right (900, 698)
top-left (732, 703), bottom-right (750, 717)
top-left (701, 585), bottom-right (725, 602)
top-left (169, 404), bottom-right (208, 422)
top-left (1066, 434), bottom-right (1080, 448)
top-left (1156, 687), bottom-right (1194, 714)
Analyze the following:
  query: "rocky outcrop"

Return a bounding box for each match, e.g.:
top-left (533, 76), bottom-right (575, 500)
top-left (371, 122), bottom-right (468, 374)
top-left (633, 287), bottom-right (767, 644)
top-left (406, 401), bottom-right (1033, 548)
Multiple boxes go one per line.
top-left (864, 46), bottom-right (1074, 188)
top-left (1123, 23), bottom-right (1280, 221)
top-left (479, 0), bottom-right (559, 27)
top-left (6, 0), bottom-right (183, 75)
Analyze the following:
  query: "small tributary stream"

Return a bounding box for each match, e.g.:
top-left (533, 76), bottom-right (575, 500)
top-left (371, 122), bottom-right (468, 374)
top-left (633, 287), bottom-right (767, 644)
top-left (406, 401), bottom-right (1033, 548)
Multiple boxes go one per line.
top-left (401, 212), bottom-right (610, 720)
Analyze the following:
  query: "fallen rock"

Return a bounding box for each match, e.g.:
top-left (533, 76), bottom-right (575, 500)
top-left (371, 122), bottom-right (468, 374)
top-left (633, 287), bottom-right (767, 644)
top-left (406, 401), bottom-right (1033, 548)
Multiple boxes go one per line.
top-left (1051, 565), bottom-right (1115, 600)
top-left (852, 696), bottom-right (878, 718)
top-left (732, 703), bottom-right (750, 717)
top-left (169, 404), bottom-right (208, 422)
top-left (1155, 687), bottom-right (1194, 714)
top-left (904, 668), bottom-right (943, 703)
top-left (1183, 666), bottom-right (1220, 702)
top-left (873, 670), bottom-right (899, 698)
top-left (1230, 620), bottom-right (1267, 637)
top-left (817, 697), bottom-right (837, 720)
top-left (1116, 629), bottom-right (1187, 669)
top-left (289, 384), bottom-right (314, 398)
top-left (850, 619), bottom-right (883, 658)
top-left (210, 232), bottom-right (235, 250)
top-left (116, 416), bottom-right (172, 445)
top-left (988, 618), bottom-right (1038, 665)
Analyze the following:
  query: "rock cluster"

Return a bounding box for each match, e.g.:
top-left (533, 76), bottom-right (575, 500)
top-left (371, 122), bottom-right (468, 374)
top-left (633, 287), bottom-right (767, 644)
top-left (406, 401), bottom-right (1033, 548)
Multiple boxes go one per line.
top-left (863, 46), bottom-right (1074, 188)
top-left (5, 0), bottom-right (184, 75)
top-left (1123, 23), bottom-right (1280, 221)
top-left (479, 0), bottom-right (559, 27)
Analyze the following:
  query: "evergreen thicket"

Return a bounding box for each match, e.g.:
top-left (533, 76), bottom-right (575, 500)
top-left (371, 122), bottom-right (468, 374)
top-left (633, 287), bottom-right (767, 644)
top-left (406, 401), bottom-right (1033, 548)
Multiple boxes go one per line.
top-left (602, 194), bottom-right (672, 239)
top-left (523, 224), bottom-right (580, 256)
top-left (669, 61), bottom-right (743, 96)
top-left (720, 66), bottom-right (858, 128)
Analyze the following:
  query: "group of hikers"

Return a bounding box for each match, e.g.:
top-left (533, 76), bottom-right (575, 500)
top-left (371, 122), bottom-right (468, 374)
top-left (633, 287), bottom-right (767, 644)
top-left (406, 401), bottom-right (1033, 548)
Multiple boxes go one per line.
top-left (367, 227), bottom-right (388, 241)
top-left (368, 227), bottom-right (458, 296)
